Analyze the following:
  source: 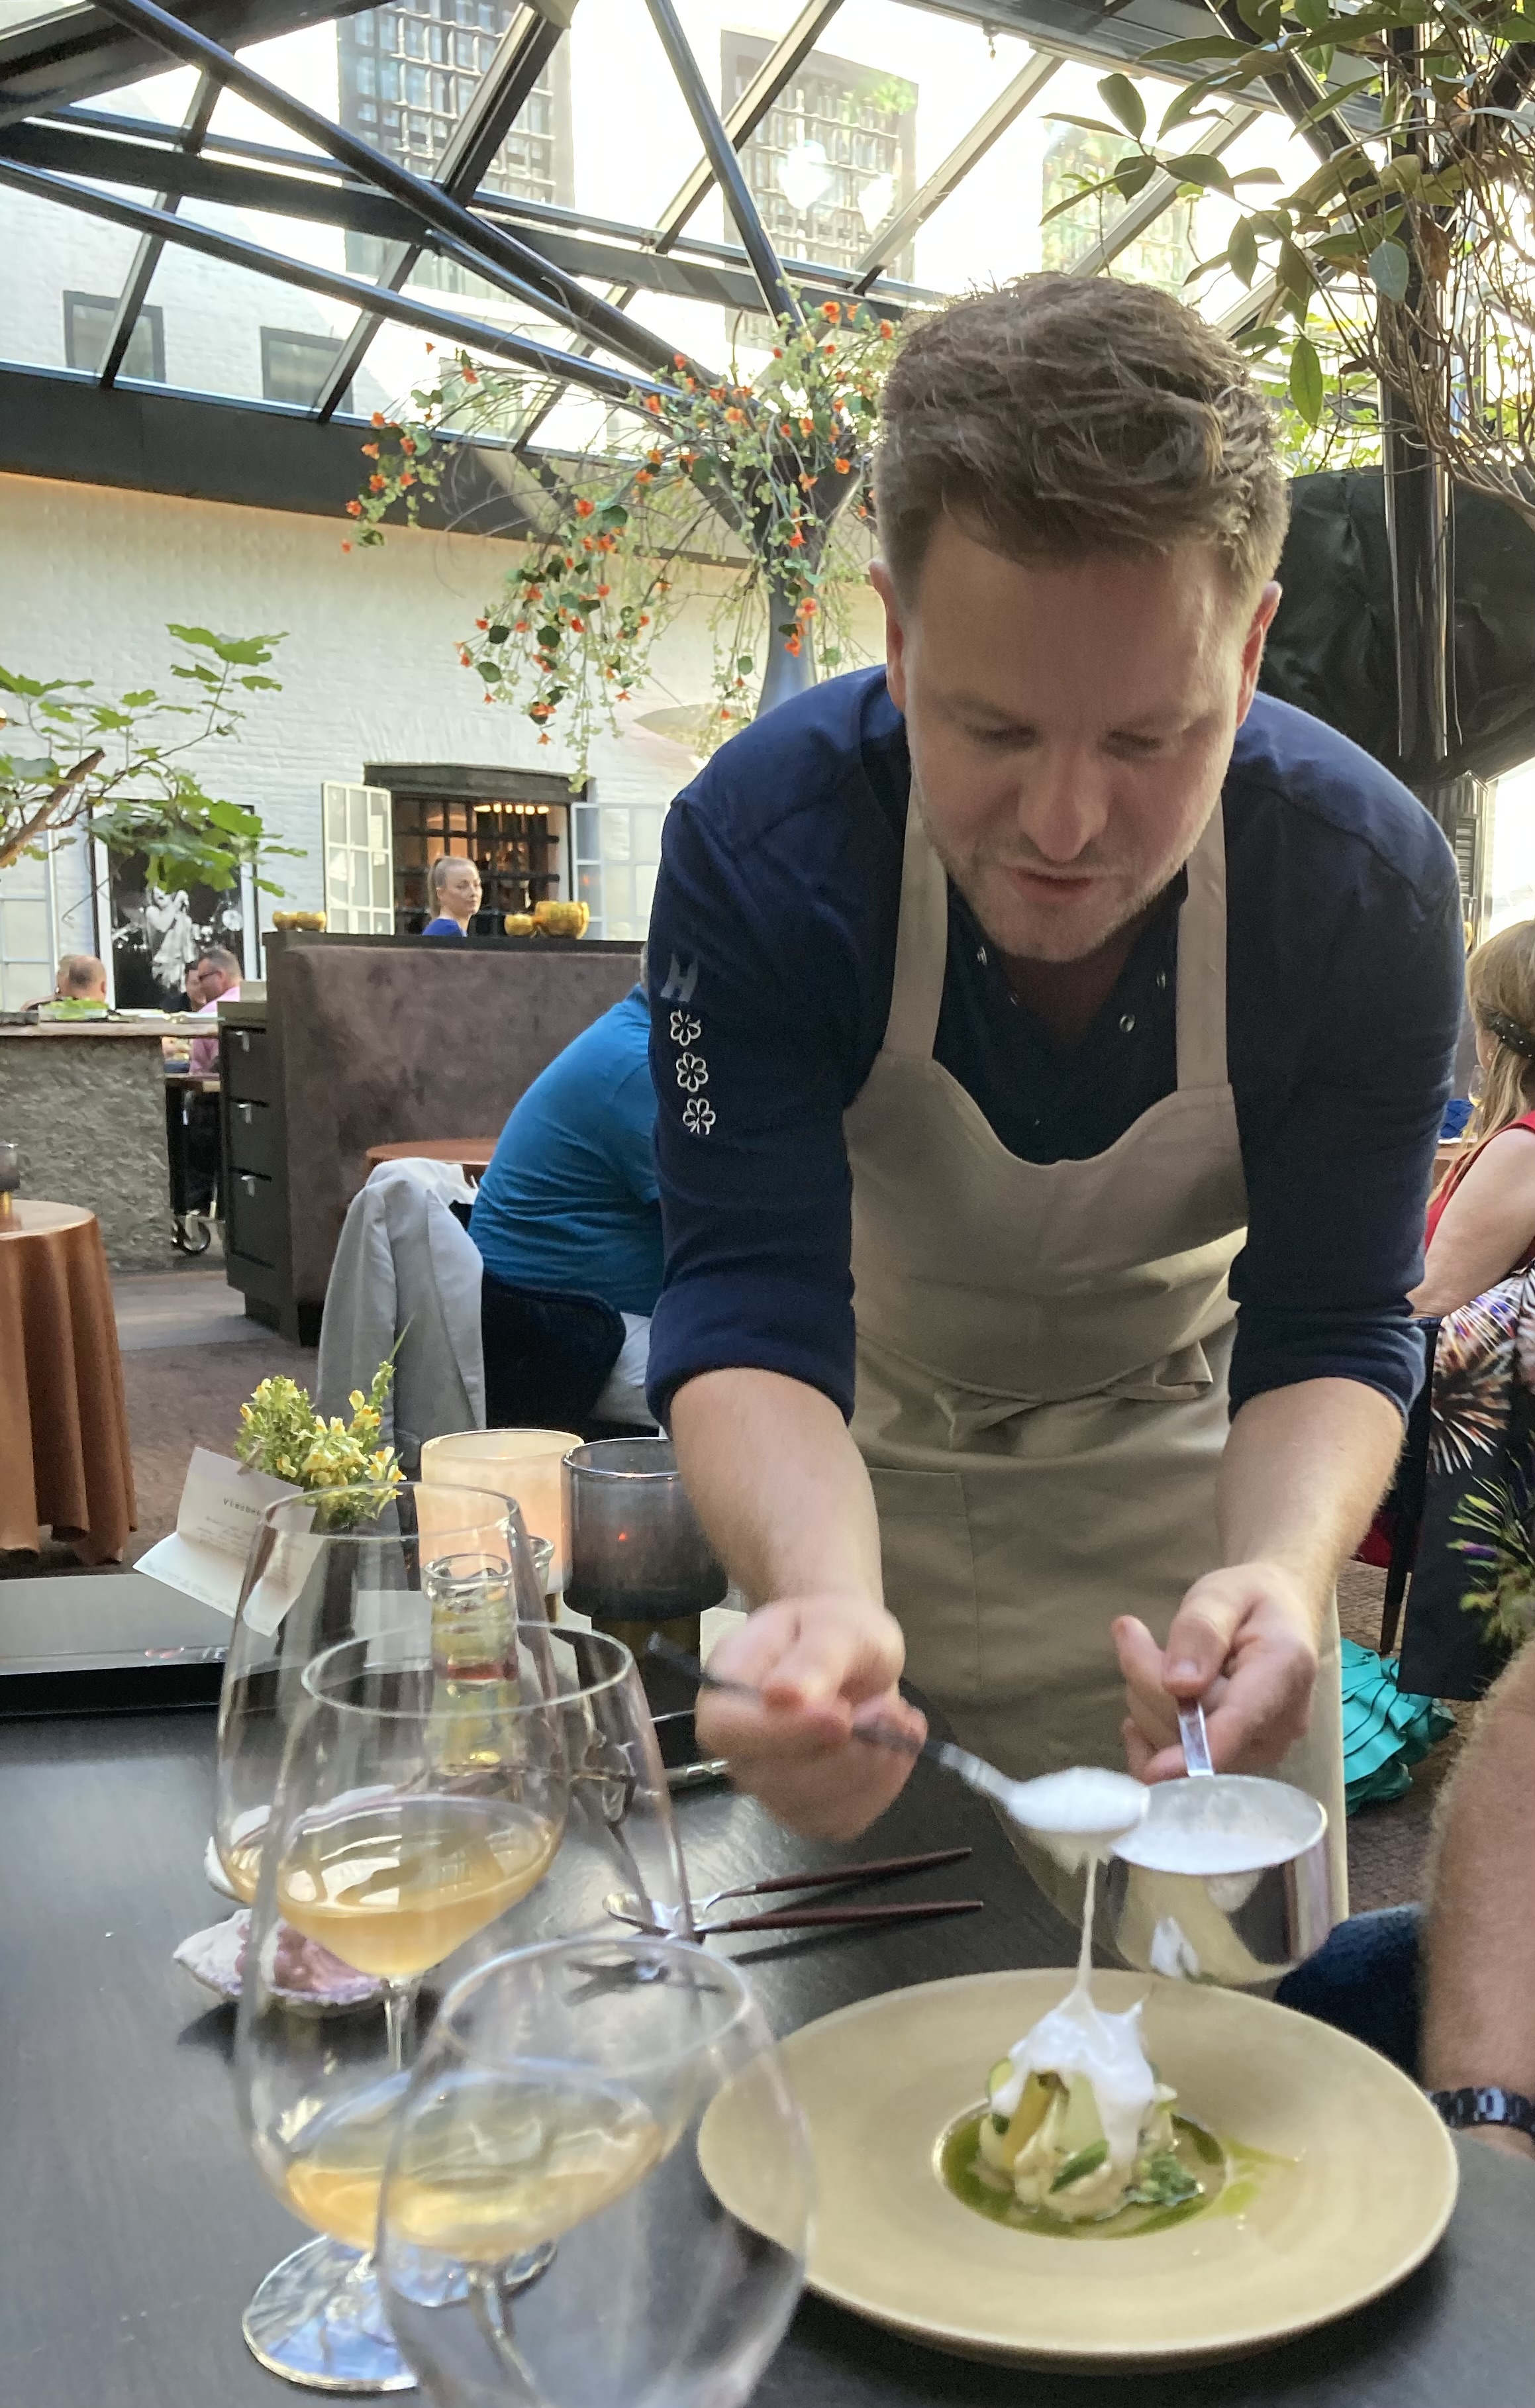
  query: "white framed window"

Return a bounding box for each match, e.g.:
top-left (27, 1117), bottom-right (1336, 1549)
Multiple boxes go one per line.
top-left (573, 800), bottom-right (663, 941)
top-left (322, 783), bottom-right (395, 933)
top-left (0, 843), bottom-right (55, 1010)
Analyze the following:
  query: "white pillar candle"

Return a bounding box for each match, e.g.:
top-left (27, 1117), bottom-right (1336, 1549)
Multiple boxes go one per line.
top-left (420, 1429), bottom-right (581, 1591)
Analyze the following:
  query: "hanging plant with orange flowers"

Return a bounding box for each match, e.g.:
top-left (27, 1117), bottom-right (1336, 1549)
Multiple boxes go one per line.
top-left (348, 299), bottom-right (903, 770)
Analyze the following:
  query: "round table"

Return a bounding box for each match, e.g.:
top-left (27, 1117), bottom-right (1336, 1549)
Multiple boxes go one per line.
top-left (0, 1200), bottom-right (136, 1562)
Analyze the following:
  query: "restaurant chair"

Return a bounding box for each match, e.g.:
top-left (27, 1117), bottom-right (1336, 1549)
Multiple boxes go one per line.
top-left (317, 1160), bottom-right (485, 1472)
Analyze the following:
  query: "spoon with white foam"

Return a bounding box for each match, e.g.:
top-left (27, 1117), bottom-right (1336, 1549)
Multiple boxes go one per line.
top-left (644, 1637), bottom-right (1149, 1857)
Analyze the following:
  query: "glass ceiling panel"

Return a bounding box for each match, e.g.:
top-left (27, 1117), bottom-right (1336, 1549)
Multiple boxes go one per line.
top-left (0, 179), bottom-right (150, 376)
top-left (0, 0), bottom-right (89, 34)
top-left (0, 0), bottom-right (1356, 474)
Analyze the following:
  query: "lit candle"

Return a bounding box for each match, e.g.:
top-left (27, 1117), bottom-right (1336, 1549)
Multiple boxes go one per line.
top-left (420, 1429), bottom-right (581, 1593)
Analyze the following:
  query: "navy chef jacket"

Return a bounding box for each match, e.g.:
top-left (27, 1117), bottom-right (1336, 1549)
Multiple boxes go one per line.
top-left (644, 668), bottom-right (1463, 1429)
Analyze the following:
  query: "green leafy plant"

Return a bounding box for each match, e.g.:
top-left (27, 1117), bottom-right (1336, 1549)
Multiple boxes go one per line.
top-left (0, 624), bottom-right (295, 889)
top-left (349, 300), bottom-right (902, 774)
top-left (1047, 7), bottom-right (1535, 523)
top-left (237, 1360), bottom-right (404, 1530)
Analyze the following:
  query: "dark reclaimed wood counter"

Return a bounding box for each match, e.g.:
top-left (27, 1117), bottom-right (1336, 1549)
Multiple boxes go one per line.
top-left (1, 1674), bottom-right (1533, 2408)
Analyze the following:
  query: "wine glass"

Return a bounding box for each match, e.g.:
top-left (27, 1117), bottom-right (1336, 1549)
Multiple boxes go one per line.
top-left (232, 1621), bottom-right (694, 2391)
top-left (378, 1935), bottom-right (812, 2408)
top-left (234, 1630), bottom-right (570, 2391)
top-left (215, 1481), bottom-right (544, 1908)
top-left (0, 1138), bottom-right (19, 1221)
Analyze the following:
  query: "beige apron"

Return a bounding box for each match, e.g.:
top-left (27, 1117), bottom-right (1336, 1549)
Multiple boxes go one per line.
top-left (844, 788), bottom-right (1347, 1914)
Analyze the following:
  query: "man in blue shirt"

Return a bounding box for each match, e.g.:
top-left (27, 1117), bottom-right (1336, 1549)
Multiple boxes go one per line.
top-left (647, 277), bottom-right (1462, 1878)
top-left (471, 985), bottom-right (660, 1422)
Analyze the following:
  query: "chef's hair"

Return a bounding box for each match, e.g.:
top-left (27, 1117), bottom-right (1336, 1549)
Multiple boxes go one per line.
top-left (1465, 921), bottom-right (1535, 1145)
top-left (874, 276), bottom-right (1289, 605)
top-left (428, 854), bottom-right (479, 902)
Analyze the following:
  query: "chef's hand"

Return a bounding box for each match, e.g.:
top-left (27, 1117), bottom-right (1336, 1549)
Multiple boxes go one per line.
top-left (1113, 1562), bottom-right (1320, 1782)
top-left (695, 1593), bottom-right (924, 1841)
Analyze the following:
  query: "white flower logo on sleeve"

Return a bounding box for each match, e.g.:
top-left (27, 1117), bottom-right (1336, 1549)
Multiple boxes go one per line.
top-left (668, 1009), bottom-right (702, 1046)
top-left (675, 1051), bottom-right (709, 1093)
top-left (682, 1097), bottom-right (716, 1137)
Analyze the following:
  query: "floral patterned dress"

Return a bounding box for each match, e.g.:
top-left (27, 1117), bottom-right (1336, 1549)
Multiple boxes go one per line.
top-left (1398, 1116), bottom-right (1535, 1697)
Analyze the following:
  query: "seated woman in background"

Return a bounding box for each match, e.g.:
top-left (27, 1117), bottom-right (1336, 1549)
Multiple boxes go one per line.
top-left (1382, 917), bottom-right (1535, 1705)
top-left (1413, 919), bottom-right (1535, 1317)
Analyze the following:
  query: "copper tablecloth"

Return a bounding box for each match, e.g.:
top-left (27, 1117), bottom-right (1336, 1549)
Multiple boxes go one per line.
top-left (0, 1200), bottom-right (136, 1562)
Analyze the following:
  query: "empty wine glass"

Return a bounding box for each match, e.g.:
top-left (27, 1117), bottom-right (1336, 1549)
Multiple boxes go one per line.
top-left (378, 1935), bottom-right (812, 2408)
top-left (0, 1138), bottom-right (19, 1219)
top-left (215, 1481), bottom-right (543, 1907)
top-left (234, 1630), bottom-right (570, 2391)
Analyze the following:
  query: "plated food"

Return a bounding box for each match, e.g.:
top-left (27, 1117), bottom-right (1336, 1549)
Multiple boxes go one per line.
top-left (699, 1966), bottom-right (1460, 2367)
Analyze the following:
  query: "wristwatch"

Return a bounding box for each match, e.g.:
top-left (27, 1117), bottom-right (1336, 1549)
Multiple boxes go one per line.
top-left (1429, 2085), bottom-right (1535, 2144)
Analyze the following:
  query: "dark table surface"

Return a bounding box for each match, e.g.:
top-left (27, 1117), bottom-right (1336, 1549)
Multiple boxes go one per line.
top-left (3, 1704), bottom-right (1534, 2408)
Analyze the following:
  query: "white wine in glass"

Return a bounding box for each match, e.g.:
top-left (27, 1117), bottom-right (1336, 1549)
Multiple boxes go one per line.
top-left (379, 1937), bottom-right (811, 2408)
top-left (235, 1628), bottom-right (569, 2394)
top-left (276, 1793), bottom-right (562, 1982)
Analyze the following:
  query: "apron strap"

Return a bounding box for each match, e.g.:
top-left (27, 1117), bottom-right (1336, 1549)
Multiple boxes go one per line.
top-left (1175, 803), bottom-right (1230, 1093)
top-left (883, 779), bottom-right (950, 1061)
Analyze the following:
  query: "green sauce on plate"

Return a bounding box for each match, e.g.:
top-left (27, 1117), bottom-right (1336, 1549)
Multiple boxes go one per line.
top-left (939, 2111), bottom-right (1226, 2240)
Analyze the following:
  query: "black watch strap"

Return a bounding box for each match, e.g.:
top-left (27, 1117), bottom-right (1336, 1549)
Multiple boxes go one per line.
top-left (1429, 2085), bottom-right (1535, 2142)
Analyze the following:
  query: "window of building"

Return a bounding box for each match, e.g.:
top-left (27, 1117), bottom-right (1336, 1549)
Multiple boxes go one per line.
top-left (1039, 124), bottom-right (1197, 291)
top-left (722, 35), bottom-right (916, 287)
top-left (380, 780), bottom-right (573, 930)
top-left (573, 802), bottom-right (662, 942)
top-left (322, 783), bottom-right (395, 934)
top-left (0, 846), bottom-right (56, 1011)
top-left (261, 328), bottom-right (354, 411)
top-left (63, 293), bottom-right (165, 382)
top-left (338, 0), bottom-right (573, 289)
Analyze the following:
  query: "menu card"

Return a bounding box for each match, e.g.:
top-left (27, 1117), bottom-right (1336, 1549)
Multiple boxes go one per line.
top-left (137, 1448), bottom-right (309, 1621)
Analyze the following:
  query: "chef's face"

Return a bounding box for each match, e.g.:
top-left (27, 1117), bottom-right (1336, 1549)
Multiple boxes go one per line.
top-left (873, 519), bottom-right (1279, 966)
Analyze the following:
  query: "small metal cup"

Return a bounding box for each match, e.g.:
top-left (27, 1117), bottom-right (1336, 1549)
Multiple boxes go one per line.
top-left (1103, 1773), bottom-right (1333, 1986)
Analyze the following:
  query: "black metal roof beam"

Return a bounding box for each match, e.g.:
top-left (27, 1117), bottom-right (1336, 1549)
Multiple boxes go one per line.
top-left (652, 0), bottom-right (843, 251)
top-left (644, 0), bottom-right (801, 330)
top-left (0, 152), bottom-right (668, 405)
top-left (38, 99), bottom-right (927, 295)
top-left (850, 46), bottom-right (1061, 290)
top-left (313, 0), bottom-right (564, 421)
top-left (97, 70), bottom-right (217, 389)
top-left (0, 0), bottom-right (376, 127)
top-left (84, 0), bottom-right (697, 381)
top-left (0, 117), bottom-right (937, 318)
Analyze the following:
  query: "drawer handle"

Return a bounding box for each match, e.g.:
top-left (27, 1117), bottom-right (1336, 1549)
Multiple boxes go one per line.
top-left (236, 1032), bottom-right (250, 1052)
top-left (241, 1175), bottom-right (257, 1195)
top-left (237, 1101), bottom-right (254, 1123)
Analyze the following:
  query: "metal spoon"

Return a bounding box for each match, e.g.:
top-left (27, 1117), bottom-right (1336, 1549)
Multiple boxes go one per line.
top-left (644, 1637), bottom-right (1149, 1854)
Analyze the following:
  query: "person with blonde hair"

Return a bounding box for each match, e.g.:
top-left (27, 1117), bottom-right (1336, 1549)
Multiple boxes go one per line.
top-left (1413, 921), bottom-right (1535, 1316)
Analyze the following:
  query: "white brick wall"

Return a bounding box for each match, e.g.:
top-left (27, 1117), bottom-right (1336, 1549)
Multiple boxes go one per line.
top-left (0, 469), bottom-right (750, 950)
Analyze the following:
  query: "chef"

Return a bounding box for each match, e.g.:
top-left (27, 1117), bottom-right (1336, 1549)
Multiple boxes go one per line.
top-left (644, 276), bottom-right (1461, 1894)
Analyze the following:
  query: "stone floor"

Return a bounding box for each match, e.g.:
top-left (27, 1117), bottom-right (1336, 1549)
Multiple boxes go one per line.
top-left (7, 1262), bottom-right (1469, 1916)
